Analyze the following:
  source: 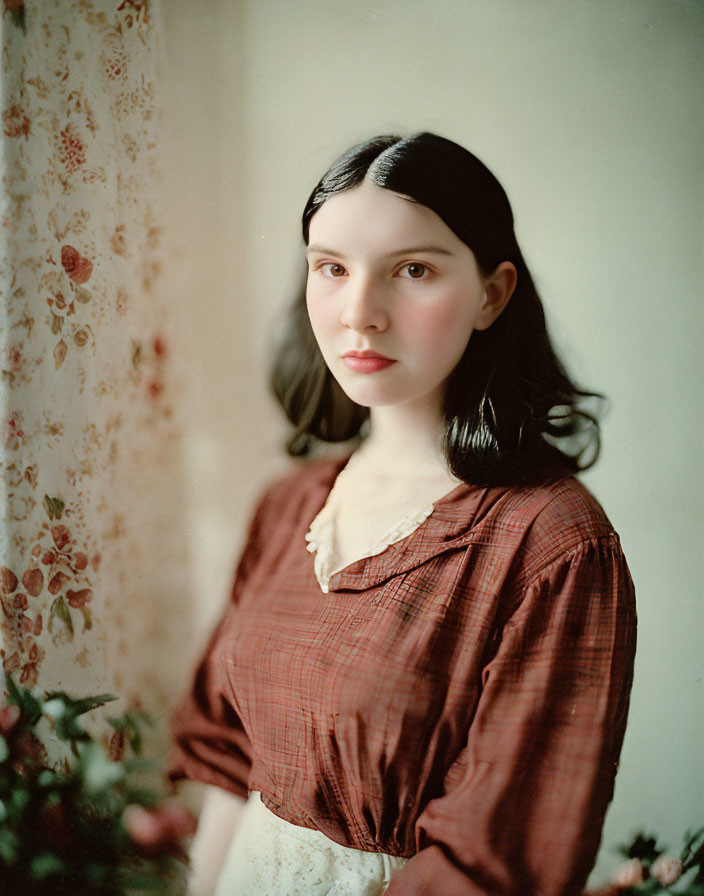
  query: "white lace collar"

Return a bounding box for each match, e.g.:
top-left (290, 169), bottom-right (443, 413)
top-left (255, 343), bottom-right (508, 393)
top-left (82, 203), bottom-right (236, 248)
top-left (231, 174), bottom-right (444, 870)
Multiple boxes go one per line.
top-left (304, 461), bottom-right (435, 594)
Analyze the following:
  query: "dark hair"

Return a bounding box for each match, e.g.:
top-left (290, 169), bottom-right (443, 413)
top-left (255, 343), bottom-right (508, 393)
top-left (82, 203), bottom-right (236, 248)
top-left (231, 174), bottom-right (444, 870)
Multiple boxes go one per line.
top-left (271, 132), bottom-right (602, 486)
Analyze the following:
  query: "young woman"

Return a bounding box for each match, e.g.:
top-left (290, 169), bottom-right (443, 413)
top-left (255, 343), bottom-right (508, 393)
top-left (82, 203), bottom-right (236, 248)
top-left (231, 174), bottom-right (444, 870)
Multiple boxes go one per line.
top-left (169, 133), bottom-right (637, 896)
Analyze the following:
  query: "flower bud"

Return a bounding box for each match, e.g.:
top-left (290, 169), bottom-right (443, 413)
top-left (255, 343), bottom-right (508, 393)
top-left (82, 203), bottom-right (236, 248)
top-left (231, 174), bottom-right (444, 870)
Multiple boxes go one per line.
top-left (123, 800), bottom-right (196, 856)
top-left (158, 800), bottom-right (197, 840)
top-left (613, 858), bottom-right (646, 888)
top-left (651, 855), bottom-right (683, 886)
top-left (123, 804), bottom-right (167, 853)
top-left (0, 704), bottom-right (20, 736)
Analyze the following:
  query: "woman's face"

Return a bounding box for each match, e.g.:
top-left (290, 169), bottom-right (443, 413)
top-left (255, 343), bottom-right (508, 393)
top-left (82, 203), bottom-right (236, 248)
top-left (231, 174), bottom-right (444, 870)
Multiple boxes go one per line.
top-left (305, 180), bottom-right (510, 414)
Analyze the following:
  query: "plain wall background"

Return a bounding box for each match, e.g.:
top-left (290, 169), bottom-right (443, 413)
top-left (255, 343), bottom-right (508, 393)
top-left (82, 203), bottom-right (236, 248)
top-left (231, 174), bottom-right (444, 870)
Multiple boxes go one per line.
top-left (161, 0), bottom-right (703, 885)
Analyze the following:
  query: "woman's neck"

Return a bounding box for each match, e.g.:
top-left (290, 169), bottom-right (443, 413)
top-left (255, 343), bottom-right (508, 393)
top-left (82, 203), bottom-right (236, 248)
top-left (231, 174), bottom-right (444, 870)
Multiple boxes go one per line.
top-left (357, 400), bottom-right (453, 479)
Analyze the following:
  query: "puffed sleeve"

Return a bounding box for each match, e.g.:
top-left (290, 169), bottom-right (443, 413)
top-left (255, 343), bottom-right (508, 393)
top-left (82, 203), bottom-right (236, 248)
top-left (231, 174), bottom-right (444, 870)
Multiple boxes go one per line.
top-left (167, 487), bottom-right (274, 799)
top-left (384, 535), bottom-right (637, 896)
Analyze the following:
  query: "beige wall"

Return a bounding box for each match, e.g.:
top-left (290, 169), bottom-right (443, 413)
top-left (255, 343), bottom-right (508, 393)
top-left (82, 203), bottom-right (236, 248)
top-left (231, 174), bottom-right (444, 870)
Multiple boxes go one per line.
top-left (162, 0), bottom-right (704, 884)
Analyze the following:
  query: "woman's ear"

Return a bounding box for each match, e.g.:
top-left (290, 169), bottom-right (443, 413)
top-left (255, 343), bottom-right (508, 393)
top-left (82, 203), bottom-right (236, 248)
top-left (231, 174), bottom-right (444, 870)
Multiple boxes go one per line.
top-left (474, 261), bottom-right (517, 331)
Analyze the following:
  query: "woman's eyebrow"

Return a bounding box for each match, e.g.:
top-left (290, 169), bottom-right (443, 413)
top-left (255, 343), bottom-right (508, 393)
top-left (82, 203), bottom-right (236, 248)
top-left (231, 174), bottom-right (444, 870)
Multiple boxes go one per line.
top-left (306, 245), bottom-right (454, 258)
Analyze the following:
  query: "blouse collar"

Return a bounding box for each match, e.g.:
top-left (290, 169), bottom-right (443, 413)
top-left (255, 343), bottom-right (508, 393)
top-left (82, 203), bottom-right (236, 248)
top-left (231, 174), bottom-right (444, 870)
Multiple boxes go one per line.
top-left (301, 455), bottom-right (496, 593)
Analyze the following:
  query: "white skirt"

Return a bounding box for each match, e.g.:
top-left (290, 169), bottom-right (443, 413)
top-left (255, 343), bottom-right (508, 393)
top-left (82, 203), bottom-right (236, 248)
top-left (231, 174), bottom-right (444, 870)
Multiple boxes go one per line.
top-left (214, 791), bottom-right (408, 896)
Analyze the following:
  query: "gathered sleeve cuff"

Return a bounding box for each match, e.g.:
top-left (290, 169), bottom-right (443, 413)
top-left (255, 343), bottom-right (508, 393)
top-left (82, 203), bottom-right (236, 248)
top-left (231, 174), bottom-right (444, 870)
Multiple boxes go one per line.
top-left (167, 664), bottom-right (252, 799)
top-left (384, 535), bottom-right (637, 896)
top-left (167, 485), bottom-right (277, 799)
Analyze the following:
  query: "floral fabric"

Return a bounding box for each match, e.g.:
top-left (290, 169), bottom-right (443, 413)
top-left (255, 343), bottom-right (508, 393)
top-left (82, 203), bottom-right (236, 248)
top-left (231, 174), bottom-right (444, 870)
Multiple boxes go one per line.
top-left (1, 0), bottom-right (188, 746)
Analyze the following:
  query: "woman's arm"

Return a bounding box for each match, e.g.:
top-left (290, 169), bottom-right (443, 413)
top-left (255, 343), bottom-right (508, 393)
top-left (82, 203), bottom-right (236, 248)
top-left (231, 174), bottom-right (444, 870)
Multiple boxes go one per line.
top-left (384, 536), bottom-right (636, 896)
top-left (187, 785), bottom-right (246, 896)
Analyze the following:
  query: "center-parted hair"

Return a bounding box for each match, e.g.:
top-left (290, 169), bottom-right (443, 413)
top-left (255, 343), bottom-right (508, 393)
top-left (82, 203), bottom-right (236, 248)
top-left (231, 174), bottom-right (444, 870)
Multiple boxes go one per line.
top-left (271, 132), bottom-right (601, 486)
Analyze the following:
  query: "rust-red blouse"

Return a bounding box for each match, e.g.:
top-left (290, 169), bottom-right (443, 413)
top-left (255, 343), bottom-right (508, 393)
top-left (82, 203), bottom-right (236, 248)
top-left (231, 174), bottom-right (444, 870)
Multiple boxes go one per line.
top-left (169, 458), bottom-right (636, 896)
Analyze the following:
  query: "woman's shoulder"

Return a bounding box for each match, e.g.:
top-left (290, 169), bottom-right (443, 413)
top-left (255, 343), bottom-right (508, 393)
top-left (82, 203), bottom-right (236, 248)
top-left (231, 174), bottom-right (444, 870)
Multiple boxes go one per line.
top-left (497, 475), bottom-right (614, 537)
top-left (444, 473), bottom-right (616, 544)
top-left (487, 475), bottom-right (625, 584)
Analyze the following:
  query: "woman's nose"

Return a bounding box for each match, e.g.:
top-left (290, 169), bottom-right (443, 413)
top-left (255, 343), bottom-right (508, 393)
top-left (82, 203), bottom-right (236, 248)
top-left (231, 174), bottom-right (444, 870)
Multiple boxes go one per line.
top-left (339, 278), bottom-right (389, 332)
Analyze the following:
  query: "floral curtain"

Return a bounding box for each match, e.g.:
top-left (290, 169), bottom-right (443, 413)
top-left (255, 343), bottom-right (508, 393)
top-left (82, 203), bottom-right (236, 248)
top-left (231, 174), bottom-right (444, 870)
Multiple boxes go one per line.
top-left (0, 0), bottom-right (190, 747)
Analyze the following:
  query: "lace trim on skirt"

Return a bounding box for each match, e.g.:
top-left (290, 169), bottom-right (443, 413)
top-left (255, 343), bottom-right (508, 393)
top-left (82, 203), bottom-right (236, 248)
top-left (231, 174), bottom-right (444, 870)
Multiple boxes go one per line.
top-left (214, 791), bottom-right (408, 895)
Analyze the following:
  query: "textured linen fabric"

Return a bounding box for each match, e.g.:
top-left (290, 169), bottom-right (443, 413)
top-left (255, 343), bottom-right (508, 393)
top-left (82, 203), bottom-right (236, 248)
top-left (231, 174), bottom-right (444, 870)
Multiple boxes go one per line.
top-left (169, 456), bottom-right (637, 896)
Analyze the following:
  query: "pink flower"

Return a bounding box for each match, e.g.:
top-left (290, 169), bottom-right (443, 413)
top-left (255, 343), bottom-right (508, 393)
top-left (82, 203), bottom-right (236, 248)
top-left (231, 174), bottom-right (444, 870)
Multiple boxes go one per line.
top-left (1, 103), bottom-right (29, 139)
top-left (123, 801), bottom-right (197, 856)
top-left (651, 855), bottom-right (683, 886)
top-left (22, 568), bottom-right (43, 597)
top-left (10, 592), bottom-right (28, 611)
top-left (0, 566), bottom-right (18, 595)
top-left (158, 801), bottom-right (198, 839)
top-left (61, 245), bottom-right (93, 284)
top-left (0, 703), bottom-right (21, 736)
top-left (74, 552), bottom-right (88, 571)
top-left (124, 805), bottom-right (162, 851)
top-left (48, 571), bottom-right (69, 594)
top-left (51, 524), bottom-right (71, 551)
top-left (66, 588), bottom-right (92, 608)
top-left (613, 858), bottom-right (646, 888)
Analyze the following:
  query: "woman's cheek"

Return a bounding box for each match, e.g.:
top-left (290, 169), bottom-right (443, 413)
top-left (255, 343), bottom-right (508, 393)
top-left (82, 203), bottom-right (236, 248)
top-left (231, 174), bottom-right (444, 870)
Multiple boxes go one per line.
top-left (306, 292), bottom-right (333, 338)
top-left (307, 303), bottom-right (344, 371)
top-left (405, 293), bottom-right (476, 351)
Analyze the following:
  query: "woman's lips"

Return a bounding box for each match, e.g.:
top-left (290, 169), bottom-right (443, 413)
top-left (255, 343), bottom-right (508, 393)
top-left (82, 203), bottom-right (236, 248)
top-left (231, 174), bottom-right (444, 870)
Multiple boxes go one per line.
top-left (341, 351), bottom-right (396, 373)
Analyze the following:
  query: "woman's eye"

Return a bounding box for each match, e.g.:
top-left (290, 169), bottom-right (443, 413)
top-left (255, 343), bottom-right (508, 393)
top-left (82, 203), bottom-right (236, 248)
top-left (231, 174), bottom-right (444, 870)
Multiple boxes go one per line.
top-left (398, 262), bottom-right (429, 280)
top-left (321, 262), bottom-right (347, 278)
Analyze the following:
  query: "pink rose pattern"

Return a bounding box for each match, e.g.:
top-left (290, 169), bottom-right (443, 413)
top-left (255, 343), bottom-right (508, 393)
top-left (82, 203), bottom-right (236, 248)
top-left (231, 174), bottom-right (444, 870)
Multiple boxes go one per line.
top-left (0, 495), bottom-right (98, 686)
top-left (60, 245), bottom-right (94, 284)
top-left (1, 2), bottom-right (186, 737)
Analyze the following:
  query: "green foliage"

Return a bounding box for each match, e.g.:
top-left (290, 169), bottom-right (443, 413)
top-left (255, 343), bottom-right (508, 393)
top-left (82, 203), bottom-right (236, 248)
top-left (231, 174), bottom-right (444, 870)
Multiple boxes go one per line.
top-left (619, 833), bottom-right (662, 862)
top-left (48, 595), bottom-right (74, 637)
top-left (0, 675), bottom-right (189, 895)
top-left (106, 709), bottom-right (153, 756)
top-left (42, 495), bottom-right (65, 520)
top-left (682, 829), bottom-right (704, 887)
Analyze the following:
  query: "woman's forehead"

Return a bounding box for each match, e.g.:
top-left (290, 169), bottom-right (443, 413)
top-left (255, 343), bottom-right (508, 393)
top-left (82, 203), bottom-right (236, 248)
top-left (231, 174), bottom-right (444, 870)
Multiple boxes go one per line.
top-left (307, 182), bottom-right (468, 256)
